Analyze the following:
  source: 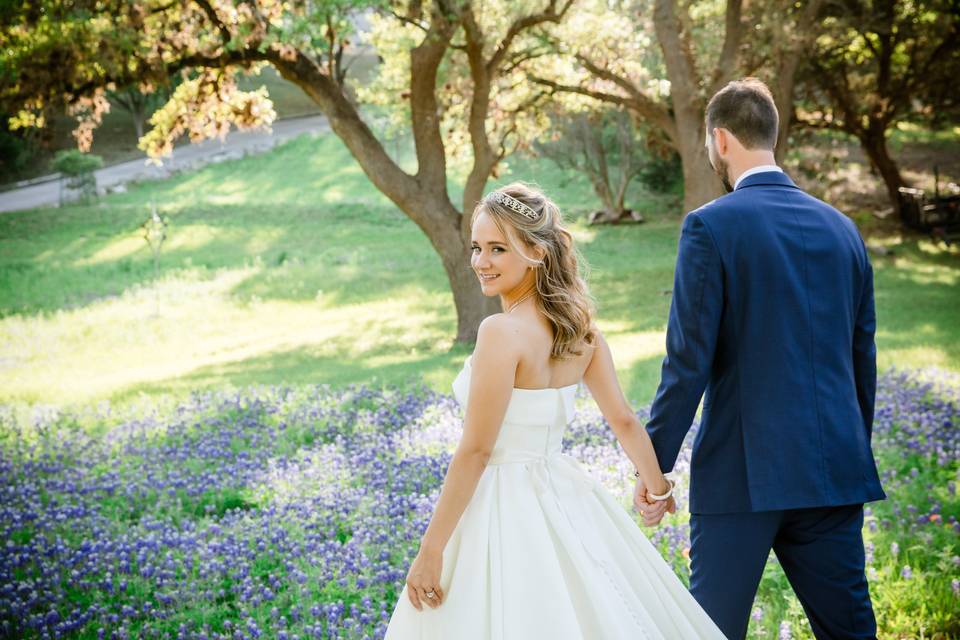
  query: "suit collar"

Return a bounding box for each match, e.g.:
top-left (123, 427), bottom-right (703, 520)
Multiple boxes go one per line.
top-left (734, 170), bottom-right (800, 191)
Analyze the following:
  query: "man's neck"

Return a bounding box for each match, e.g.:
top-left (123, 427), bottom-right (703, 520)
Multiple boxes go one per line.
top-left (728, 151), bottom-right (778, 187)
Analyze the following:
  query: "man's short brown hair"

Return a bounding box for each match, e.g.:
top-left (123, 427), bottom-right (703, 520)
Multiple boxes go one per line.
top-left (705, 78), bottom-right (778, 150)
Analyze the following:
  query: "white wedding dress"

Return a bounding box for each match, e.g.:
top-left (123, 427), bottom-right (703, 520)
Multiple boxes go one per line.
top-left (384, 355), bottom-right (725, 639)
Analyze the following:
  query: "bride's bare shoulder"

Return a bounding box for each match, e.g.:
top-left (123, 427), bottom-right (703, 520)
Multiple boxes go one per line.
top-left (476, 313), bottom-right (526, 348)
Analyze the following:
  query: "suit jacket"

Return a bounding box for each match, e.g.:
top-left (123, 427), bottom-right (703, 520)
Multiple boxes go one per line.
top-left (646, 171), bottom-right (886, 514)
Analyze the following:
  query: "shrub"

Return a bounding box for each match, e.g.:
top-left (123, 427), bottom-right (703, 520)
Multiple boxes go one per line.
top-left (51, 149), bottom-right (103, 204)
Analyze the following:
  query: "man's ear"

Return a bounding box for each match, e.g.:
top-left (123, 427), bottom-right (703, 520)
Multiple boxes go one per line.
top-left (713, 127), bottom-right (729, 155)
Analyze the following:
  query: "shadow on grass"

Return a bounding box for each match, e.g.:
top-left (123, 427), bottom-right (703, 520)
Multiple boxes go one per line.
top-left (108, 341), bottom-right (477, 406)
top-left (871, 240), bottom-right (960, 368)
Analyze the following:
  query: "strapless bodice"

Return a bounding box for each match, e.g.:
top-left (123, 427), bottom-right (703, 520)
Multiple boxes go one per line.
top-left (452, 355), bottom-right (579, 464)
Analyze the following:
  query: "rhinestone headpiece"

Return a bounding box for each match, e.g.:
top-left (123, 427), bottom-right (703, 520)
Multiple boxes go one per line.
top-left (487, 191), bottom-right (540, 221)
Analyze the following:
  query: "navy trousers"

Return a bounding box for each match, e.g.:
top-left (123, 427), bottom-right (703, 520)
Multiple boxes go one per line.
top-left (689, 504), bottom-right (877, 640)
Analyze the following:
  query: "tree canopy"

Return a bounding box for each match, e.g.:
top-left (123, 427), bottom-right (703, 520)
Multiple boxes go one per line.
top-left (802, 0), bottom-right (960, 214)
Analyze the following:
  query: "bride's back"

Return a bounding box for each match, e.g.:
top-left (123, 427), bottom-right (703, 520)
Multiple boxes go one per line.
top-left (505, 312), bottom-right (596, 390)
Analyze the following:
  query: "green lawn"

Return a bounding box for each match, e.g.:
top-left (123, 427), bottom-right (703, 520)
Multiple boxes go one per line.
top-left (1, 132), bottom-right (958, 409)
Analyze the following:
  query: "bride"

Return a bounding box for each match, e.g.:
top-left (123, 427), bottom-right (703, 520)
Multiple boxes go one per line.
top-left (384, 183), bottom-right (724, 638)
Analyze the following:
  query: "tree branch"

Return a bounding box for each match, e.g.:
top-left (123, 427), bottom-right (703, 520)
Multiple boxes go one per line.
top-left (408, 4), bottom-right (458, 196)
top-left (653, 0), bottom-right (703, 130)
top-left (708, 0), bottom-right (744, 95)
top-left (50, 48), bottom-right (263, 108)
top-left (575, 54), bottom-right (676, 137)
top-left (265, 48), bottom-right (438, 229)
top-left (383, 8), bottom-right (430, 33)
top-left (486, 0), bottom-right (575, 73)
top-left (193, 0), bottom-right (232, 49)
top-left (503, 47), bottom-right (551, 75)
top-left (459, 4), bottom-right (499, 219)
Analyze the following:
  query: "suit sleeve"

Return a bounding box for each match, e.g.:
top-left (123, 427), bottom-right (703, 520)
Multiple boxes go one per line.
top-left (853, 247), bottom-right (877, 441)
top-left (645, 212), bottom-right (724, 473)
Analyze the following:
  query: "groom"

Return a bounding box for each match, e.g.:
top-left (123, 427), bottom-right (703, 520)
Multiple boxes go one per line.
top-left (637, 78), bottom-right (886, 639)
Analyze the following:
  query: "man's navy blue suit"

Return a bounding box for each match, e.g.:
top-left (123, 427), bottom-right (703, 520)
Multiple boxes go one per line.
top-left (645, 171), bottom-right (886, 639)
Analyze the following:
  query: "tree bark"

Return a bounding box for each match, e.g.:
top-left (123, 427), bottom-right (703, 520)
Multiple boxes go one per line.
top-left (654, 0), bottom-right (727, 212)
top-left (430, 209), bottom-right (500, 342)
top-left (859, 125), bottom-right (907, 217)
top-left (770, 0), bottom-right (825, 163)
top-left (132, 103), bottom-right (146, 139)
top-left (679, 139), bottom-right (724, 212)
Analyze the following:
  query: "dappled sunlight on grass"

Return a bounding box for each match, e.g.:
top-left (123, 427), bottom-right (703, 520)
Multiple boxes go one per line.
top-left (204, 192), bottom-right (249, 206)
top-left (917, 239), bottom-right (960, 257)
top-left (73, 224), bottom-right (238, 267)
top-left (179, 178), bottom-right (255, 205)
top-left (602, 328), bottom-right (666, 363)
top-left (74, 235), bottom-right (146, 266)
top-left (0, 265), bottom-right (457, 404)
top-left (879, 345), bottom-right (951, 370)
top-left (890, 255), bottom-right (958, 286)
top-left (569, 223), bottom-right (598, 244)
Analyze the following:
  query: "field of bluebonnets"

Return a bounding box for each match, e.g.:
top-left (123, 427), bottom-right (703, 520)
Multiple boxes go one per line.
top-left (1, 366), bottom-right (958, 639)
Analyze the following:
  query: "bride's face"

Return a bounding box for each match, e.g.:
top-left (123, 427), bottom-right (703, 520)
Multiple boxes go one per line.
top-left (470, 210), bottom-right (535, 297)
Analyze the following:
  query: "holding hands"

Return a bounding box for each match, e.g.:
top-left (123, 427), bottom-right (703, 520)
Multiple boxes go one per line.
top-left (633, 476), bottom-right (677, 527)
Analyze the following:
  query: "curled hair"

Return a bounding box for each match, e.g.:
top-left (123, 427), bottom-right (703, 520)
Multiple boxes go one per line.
top-left (472, 182), bottom-right (597, 359)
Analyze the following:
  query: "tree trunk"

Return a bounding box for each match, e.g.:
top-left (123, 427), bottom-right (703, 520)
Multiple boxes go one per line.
top-left (771, 0), bottom-right (825, 165)
top-left (679, 143), bottom-right (724, 213)
top-left (400, 194), bottom-right (500, 343)
top-left (432, 214), bottom-right (501, 342)
top-left (772, 79), bottom-right (796, 165)
top-left (654, 0), bottom-right (727, 214)
top-left (589, 174), bottom-right (618, 215)
top-left (673, 119), bottom-right (723, 213)
top-left (859, 125), bottom-right (908, 218)
top-left (133, 109), bottom-right (145, 139)
top-left (432, 249), bottom-right (496, 341)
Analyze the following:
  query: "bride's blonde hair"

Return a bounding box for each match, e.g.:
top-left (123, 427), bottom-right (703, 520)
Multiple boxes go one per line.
top-left (472, 182), bottom-right (596, 359)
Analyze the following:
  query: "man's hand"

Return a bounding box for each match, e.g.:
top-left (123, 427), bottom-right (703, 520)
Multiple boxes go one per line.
top-left (632, 478), bottom-right (677, 527)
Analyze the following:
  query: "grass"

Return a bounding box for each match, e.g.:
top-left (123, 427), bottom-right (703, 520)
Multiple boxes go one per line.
top-left (0, 130), bottom-right (958, 410)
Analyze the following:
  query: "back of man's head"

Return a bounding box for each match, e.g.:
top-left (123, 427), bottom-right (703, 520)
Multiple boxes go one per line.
top-left (705, 78), bottom-right (779, 150)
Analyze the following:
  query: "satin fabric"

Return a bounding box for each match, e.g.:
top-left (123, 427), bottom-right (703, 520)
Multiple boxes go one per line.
top-left (384, 356), bottom-right (725, 639)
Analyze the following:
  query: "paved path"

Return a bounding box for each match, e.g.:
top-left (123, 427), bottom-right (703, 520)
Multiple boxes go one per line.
top-left (0, 114), bottom-right (330, 214)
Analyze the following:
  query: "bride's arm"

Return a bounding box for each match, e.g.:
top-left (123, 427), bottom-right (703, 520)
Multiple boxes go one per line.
top-left (582, 330), bottom-right (670, 498)
top-left (418, 315), bottom-right (519, 556)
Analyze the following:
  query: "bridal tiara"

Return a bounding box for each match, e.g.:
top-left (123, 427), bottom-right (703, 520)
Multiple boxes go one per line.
top-left (487, 191), bottom-right (541, 221)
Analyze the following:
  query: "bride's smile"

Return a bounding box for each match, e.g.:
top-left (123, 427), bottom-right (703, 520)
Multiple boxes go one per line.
top-left (470, 208), bottom-right (542, 307)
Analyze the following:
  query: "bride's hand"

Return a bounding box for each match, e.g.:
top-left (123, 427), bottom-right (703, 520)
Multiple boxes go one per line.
top-left (633, 478), bottom-right (676, 526)
top-left (405, 546), bottom-right (444, 611)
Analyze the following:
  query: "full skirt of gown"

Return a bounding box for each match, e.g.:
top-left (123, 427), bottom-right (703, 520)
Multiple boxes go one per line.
top-left (384, 356), bottom-right (725, 639)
